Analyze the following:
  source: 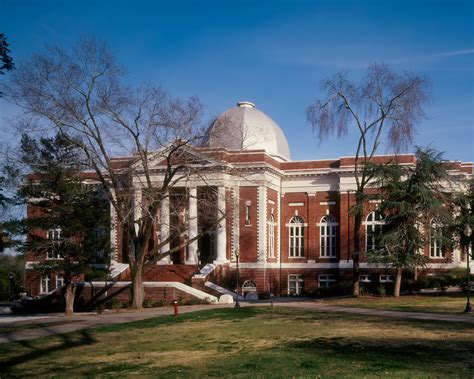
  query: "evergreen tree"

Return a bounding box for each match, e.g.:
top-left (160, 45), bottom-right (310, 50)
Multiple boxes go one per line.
top-left (0, 33), bottom-right (14, 75)
top-left (452, 181), bottom-right (474, 261)
top-left (367, 147), bottom-right (453, 297)
top-left (18, 133), bottom-right (109, 316)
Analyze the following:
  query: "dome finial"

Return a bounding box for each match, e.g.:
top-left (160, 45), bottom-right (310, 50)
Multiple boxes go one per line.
top-left (237, 101), bottom-right (255, 108)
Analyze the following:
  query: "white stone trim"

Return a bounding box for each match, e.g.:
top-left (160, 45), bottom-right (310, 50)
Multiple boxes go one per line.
top-left (277, 190), bottom-right (281, 262)
top-left (319, 201), bottom-right (336, 205)
top-left (289, 202), bottom-right (304, 207)
top-left (257, 186), bottom-right (267, 262)
top-left (88, 281), bottom-right (218, 303)
top-left (231, 186), bottom-right (239, 261)
top-left (205, 281), bottom-right (241, 300)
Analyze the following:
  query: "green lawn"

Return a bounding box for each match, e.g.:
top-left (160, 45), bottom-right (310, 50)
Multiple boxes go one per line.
top-left (0, 307), bottom-right (473, 378)
top-left (325, 293), bottom-right (473, 315)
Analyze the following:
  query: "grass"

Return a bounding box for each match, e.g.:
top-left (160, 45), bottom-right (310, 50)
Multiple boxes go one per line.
top-left (0, 307), bottom-right (473, 378)
top-left (324, 293), bottom-right (473, 315)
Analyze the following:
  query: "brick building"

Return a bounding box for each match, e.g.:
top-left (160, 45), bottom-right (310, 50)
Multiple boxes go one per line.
top-left (25, 101), bottom-right (473, 301)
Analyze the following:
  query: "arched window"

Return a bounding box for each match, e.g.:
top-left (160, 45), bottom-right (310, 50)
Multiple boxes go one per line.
top-left (365, 211), bottom-right (383, 252)
top-left (429, 219), bottom-right (444, 258)
top-left (289, 216), bottom-right (305, 257)
top-left (320, 215), bottom-right (337, 257)
top-left (267, 215), bottom-right (275, 258)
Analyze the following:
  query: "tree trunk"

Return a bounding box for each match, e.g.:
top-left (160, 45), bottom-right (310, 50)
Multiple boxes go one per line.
top-left (130, 263), bottom-right (145, 310)
top-left (394, 268), bottom-right (403, 297)
top-left (352, 211), bottom-right (362, 298)
top-left (65, 283), bottom-right (76, 317)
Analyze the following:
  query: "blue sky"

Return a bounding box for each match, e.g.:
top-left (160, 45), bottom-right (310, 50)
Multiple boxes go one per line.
top-left (1, 0), bottom-right (473, 161)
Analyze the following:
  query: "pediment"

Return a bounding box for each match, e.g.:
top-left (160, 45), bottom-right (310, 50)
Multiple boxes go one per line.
top-left (133, 142), bottom-right (227, 172)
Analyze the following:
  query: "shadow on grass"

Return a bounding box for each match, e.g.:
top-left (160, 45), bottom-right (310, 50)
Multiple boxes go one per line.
top-left (0, 329), bottom-right (96, 373)
top-left (94, 307), bottom-right (261, 334)
top-left (285, 335), bottom-right (474, 367)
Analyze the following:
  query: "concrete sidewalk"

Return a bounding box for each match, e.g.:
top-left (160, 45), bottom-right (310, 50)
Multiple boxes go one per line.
top-left (0, 304), bottom-right (231, 344)
top-left (1, 300), bottom-right (472, 344)
top-left (274, 301), bottom-right (474, 324)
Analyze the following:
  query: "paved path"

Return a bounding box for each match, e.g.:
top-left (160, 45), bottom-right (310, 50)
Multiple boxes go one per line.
top-left (0, 304), bottom-right (232, 344)
top-left (1, 300), bottom-right (472, 344)
top-left (275, 301), bottom-right (474, 324)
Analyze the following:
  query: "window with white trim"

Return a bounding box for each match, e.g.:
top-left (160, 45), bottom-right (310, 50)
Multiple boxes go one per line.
top-left (360, 274), bottom-right (373, 283)
top-left (365, 211), bottom-right (384, 252)
top-left (288, 274), bottom-right (304, 295)
top-left (40, 276), bottom-right (50, 293)
top-left (379, 275), bottom-right (393, 283)
top-left (267, 214), bottom-right (275, 258)
top-left (289, 216), bottom-right (305, 257)
top-left (46, 228), bottom-right (62, 259)
top-left (429, 219), bottom-right (444, 258)
top-left (56, 275), bottom-right (65, 288)
top-left (320, 215), bottom-right (337, 257)
top-left (319, 274), bottom-right (336, 288)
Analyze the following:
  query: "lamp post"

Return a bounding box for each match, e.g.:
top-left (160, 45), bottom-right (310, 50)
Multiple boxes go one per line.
top-left (235, 250), bottom-right (240, 309)
top-left (464, 224), bottom-right (472, 313)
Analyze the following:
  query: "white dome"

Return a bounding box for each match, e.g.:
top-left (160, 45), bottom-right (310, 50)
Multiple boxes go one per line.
top-left (204, 101), bottom-right (291, 161)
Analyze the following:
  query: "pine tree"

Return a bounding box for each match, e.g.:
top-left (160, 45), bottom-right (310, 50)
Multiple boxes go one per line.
top-left (19, 133), bottom-right (109, 316)
top-left (367, 147), bottom-right (453, 297)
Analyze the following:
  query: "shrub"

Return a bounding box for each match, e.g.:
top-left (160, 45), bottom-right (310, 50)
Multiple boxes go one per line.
top-left (316, 281), bottom-right (352, 297)
top-left (377, 285), bottom-right (386, 297)
top-left (105, 300), bottom-right (126, 309)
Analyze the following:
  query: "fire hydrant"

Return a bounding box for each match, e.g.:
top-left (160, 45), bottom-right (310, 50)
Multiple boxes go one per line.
top-left (173, 300), bottom-right (179, 317)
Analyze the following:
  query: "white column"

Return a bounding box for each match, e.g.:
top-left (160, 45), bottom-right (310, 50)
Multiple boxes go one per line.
top-left (109, 190), bottom-right (118, 263)
top-left (158, 192), bottom-right (171, 265)
top-left (231, 186), bottom-right (240, 261)
top-left (133, 188), bottom-right (142, 235)
top-left (214, 186), bottom-right (228, 263)
top-left (186, 187), bottom-right (198, 264)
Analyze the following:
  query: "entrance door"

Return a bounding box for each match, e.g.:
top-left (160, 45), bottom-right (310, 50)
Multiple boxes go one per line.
top-left (198, 229), bottom-right (216, 265)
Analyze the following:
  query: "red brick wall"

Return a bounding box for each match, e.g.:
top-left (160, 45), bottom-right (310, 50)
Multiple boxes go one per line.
top-left (239, 187), bottom-right (258, 262)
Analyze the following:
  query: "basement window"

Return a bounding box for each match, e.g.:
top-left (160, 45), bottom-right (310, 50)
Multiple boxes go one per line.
top-left (379, 275), bottom-right (393, 283)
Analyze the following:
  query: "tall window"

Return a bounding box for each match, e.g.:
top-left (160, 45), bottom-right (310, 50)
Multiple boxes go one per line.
top-left (320, 215), bottom-right (337, 257)
top-left (40, 276), bottom-right (50, 293)
top-left (289, 216), bottom-right (304, 257)
top-left (267, 215), bottom-right (275, 258)
top-left (46, 228), bottom-right (62, 259)
top-left (288, 274), bottom-right (304, 295)
top-left (429, 219), bottom-right (444, 258)
top-left (365, 212), bottom-right (383, 252)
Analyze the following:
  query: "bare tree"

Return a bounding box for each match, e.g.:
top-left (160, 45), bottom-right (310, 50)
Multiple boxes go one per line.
top-left (306, 63), bottom-right (430, 297)
top-left (4, 38), bottom-right (227, 309)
